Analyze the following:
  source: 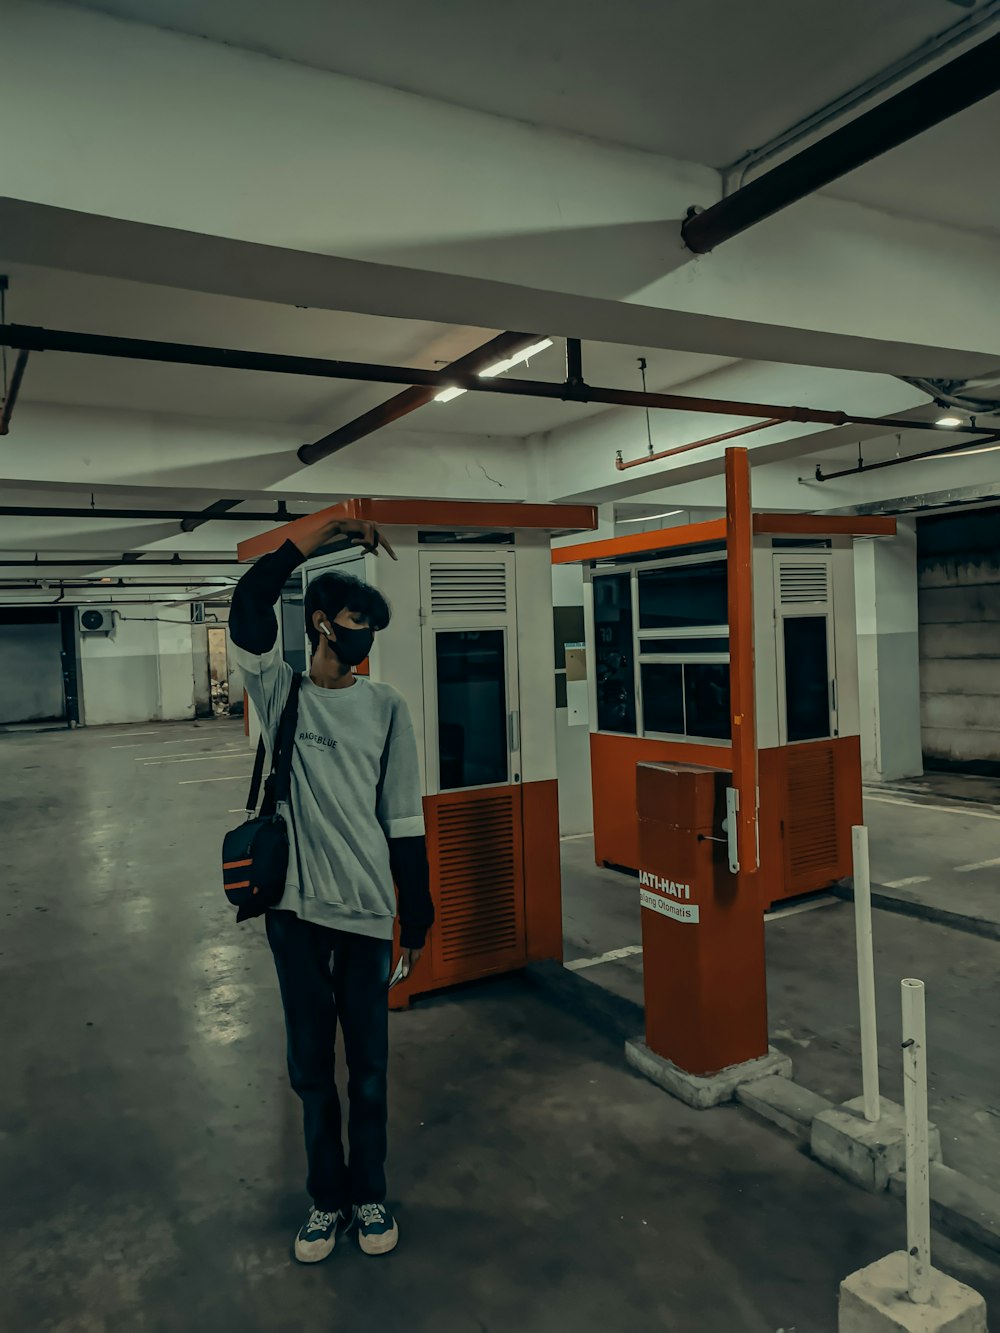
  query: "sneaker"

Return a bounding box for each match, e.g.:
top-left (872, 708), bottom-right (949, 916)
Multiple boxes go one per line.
top-left (353, 1202), bottom-right (399, 1256)
top-left (293, 1206), bottom-right (344, 1264)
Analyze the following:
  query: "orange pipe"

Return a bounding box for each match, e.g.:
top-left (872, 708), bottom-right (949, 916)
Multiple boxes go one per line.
top-left (616, 418), bottom-right (782, 471)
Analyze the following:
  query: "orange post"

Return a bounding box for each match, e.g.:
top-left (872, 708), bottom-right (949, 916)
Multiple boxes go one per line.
top-left (725, 446), bottom-right (758, 874)
top-left (633, 446), bottom-right (769, 1077)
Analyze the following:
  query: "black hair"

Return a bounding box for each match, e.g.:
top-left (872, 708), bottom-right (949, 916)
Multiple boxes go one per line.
top-left (304, 570), bottom-right (391, 654)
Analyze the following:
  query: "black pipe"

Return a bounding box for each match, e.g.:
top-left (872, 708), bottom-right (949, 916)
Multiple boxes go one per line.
top-left (0, 502), bottom-right (301, 522)
top-left (3, 323), bottom-right (997, 437)
top-left (682, 32), bottom-right (1000, 253)
top-left (815, 430), bottom-right (1000, 481)
top-left (0, 581), bottom-right (234, 591)
top-left (0, 556), bottom-right (241, 567)
top-left (565, 338), bottom-right (584, 390)
top-left (298, 332), bottom-right (537, 465)
top-left (0, 348), bottom-right (29, 434)
top-left (179, 498), bottom-right (243, 532)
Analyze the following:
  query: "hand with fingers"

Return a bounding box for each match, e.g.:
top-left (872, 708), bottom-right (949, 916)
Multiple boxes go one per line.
top-left (295, 516), bottom-right (398, 562)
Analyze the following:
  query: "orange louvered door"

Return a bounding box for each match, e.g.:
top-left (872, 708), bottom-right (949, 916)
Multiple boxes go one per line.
top-left (426, 785), bottom-right (527, 987)
top-left (783, 740), bottom-right (842, 894)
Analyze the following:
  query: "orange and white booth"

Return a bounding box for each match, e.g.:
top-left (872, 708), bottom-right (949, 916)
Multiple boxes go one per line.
top-left (238, 499), bottom-right (596, 1008)
top-left (556, 493), bottom-right (896, 909)
top-left (555, 450), bottom-right (896, 1087)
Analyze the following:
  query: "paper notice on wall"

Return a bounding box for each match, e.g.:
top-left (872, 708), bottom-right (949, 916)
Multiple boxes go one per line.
top-left (565, 642), bottom-right (589, 727)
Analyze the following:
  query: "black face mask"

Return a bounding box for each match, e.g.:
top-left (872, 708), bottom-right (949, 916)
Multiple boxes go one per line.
top-left (328, 622), bottom-right (374, 667)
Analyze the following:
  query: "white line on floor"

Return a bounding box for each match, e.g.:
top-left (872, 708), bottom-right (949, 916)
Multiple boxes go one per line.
top-left (565, 944), bottom-right (643, 971)
top-left (764, 894), bottom-right (839, 921)
top-left (881, 876), bottom-right (931, 889)
top-left (865, 794), bottom-right (1000, 821)
top-left (136, 749), bottom-right (245, 762)
top-left (179, 774), bottom-right (252, 784)
top-left (109, 733), bottom-right (159, 744)
top-left (955, 856), bottom-right (1000, 873)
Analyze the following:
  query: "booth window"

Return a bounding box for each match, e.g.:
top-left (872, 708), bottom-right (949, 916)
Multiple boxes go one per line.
top-left (280, 577), bottom-right (308, 674)
top-left (435, 629), bottom-right (509, 789)
top-left (638, 560), bottom-right (728, 629)
top-left (783, 615), bottom-right (832, 741)
top-left (594, 573), bottom-right (637, 734)
top-left (634, 556), bottom-right (730, 741)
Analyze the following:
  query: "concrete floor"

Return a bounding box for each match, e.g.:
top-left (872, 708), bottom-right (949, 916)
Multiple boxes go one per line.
top-left (1, 720), bottom-right (998, 1331)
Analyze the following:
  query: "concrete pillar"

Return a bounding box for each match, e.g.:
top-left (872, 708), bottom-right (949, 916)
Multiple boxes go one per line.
top-left (854, 522), bottom-right (923, 782)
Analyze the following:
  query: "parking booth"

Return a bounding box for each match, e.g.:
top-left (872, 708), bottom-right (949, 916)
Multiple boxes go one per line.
top-left (554, 450), bottom-right (896, 1082)
top-left (237, 499), bottom-right (596, 1009)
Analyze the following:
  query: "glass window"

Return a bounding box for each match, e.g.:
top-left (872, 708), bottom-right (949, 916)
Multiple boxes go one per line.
top-left (435, 630), bottom-right (508, 789)
top-left (638, 561), bottom-right (728, 630)
top-left (639, 636), bottom-right (729, 656)
top-left (684, 663), bottom-right (731, 740)
top-left (594, 574), bottom-right (636, 734)
top-left (783, 615), bottom-right (831, 742)
top-left (640, 663), bottom-right (684, 735)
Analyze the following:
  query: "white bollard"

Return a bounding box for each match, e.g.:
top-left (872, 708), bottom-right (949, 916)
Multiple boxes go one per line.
top-left (902, 978), bottom-right (932, 1305)
top-left (851, 826), bottom-right (880, 1123)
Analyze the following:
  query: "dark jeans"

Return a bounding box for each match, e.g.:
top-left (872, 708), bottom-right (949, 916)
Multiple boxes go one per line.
top-left (265, 909), bottom-right (392, 1211)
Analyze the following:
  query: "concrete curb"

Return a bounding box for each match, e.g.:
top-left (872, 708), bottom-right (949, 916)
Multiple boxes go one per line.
top-left (833, 881), bottom-right (1000, 943)
top-left (526, 963), bottom-right (1000, 1260)
top-left (889, 1164), bottom-right (1000, 1259)
top-left (736, 1073), bottom-right (1000, 1259)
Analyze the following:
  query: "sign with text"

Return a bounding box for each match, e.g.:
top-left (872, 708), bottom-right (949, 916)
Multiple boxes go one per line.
top-left (639, 869), bottom-right (699, 924)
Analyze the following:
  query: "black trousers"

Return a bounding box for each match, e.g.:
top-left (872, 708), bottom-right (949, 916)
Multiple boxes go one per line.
top-left (266, 909), bottom-right (392, 1212)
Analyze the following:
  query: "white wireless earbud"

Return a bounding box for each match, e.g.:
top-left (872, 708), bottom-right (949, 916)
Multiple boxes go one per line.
top-left (320, 622), bottom-right (334, 638)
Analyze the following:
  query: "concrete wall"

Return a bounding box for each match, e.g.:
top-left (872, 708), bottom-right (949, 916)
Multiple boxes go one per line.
top-left (854, 525), bottom-right (923, 782)
top-left (79, 608), bottom-right (195, 726)
top-left (918, 509), bottom-right (1000, 769)
top-left (0, 621), bottom-right (65, 723)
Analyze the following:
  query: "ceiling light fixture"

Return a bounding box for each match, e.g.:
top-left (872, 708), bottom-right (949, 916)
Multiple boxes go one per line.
top-left (619, 509), bottom-right (683, 523)
top-left (935, 414), bottom-right (964, 428)
top-left (434, 338), bottom-right (553, 402)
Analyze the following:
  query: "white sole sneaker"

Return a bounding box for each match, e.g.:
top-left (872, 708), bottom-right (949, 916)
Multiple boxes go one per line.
top-left (354, 1211), bottom-right (399, 1256)
top-left (293, 1211), bottom-right (347, 1263)
top-left (294, 1231), bottom-right (337, 1263)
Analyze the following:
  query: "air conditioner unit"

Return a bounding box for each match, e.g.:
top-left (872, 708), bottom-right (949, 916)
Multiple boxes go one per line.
top-left (78, 607), bottom-right (116, 635)
top-left (190, 602), bottom-right (206, 625)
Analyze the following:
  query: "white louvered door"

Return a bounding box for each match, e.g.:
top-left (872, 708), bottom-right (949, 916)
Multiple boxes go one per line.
top-left (772, 553), bottom-right (838, 745)
top-left (418, 549), bottom-right (520, 796)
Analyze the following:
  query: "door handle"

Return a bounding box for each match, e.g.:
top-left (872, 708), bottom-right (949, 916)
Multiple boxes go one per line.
top-left (508, 709), bottom-right (520, 752)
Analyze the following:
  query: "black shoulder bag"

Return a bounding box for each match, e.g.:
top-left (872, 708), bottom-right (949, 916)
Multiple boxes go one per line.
top-left (222, 673), bottom-right (302, 921)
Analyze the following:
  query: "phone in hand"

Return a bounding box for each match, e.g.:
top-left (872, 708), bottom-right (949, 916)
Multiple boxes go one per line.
top-left (387, 956), bottom-right (407, 990)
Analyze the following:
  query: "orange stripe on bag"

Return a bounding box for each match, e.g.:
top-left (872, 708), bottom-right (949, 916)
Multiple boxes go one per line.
top-left (223, 859), bottom-right (253, 870)
top-left (225, 880), bottom-right (251, 890)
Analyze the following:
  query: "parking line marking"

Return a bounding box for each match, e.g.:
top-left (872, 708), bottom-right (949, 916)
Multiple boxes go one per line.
top-left (136, 749), bottom-right (245, 763)
top-left (179, 774), bottom-right (252, 784)
top-left (865, 794), bottom-right (1000, 821)
top-left (565, 944), bottom-right (643, 971)
top-left (955, 856), bottom-right (1000, 873)
top-left (881, 876), bottom-right (931, 889)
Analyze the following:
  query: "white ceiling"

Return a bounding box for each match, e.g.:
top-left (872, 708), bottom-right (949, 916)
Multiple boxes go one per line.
top-left (61, 0), bottom-right (972, 165)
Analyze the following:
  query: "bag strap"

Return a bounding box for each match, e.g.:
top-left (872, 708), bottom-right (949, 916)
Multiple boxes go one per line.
top-left (243, 672), bottom-right (302, 816)
top-left (244, 737), bottom-right (267, 816)
top-left (272, 672), bottom-right (303, 805)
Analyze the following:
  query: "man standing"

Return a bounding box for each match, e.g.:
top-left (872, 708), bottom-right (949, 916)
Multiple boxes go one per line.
top-left (229, 516), bottom-right (433, 1262)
